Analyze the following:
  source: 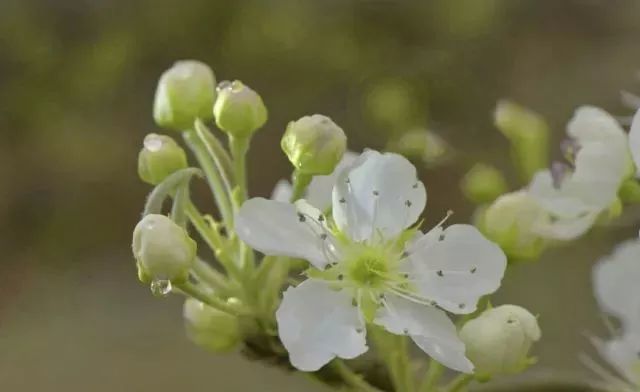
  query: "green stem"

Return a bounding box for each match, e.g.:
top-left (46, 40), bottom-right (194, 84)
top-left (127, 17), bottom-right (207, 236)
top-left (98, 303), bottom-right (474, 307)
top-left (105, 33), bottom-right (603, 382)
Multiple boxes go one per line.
top-left (444, 375), bottom-right (473, 392)
top-left (419, 360), bottom-right (444, 392)
top-left (194, 119), bottom-right (235, 196)
top-left (229, 136), bottom-right (250, 204)
top-left (174, 280), bottom-right (246, 316)
top-left (290, 170), bottom-right (312, 202)
top-left (185, 201), bottom-right (241, 279)
top-left (183, 130), bottom-right (235, 228)
top-left (192, 258), bottom-right (234, 297)
top-left (396, 336), bottom-right (415, 392)
top-left (331, 360), bottom-right (384, 392)
top-left (143, 168), bottom-right (202, 216)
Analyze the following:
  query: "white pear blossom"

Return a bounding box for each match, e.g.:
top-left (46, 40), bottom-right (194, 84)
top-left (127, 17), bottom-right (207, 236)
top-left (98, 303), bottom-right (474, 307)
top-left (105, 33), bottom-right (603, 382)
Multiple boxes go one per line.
top-left (629, 108), bottom-right (640, 177)
top-left (271, 151), bottom-right (358, 210)
top-left (586, 234), bottom-right (640, 391)
top-left (529, 106), bottom-right (632, 240)
top-left (237, 150), bottom-right (507, 372)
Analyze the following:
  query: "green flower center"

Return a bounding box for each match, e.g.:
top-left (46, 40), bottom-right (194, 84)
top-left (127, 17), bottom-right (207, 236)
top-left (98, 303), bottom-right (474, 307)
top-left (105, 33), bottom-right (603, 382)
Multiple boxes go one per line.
top-left (347, 255), bottom-right (388, 287)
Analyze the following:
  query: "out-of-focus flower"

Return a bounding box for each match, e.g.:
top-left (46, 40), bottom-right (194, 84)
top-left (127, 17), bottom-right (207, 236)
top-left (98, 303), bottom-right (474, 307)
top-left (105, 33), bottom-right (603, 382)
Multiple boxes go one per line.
top-left (460, 304), bottom-right (541, 378)
top-left (386, 128), bottom-right (452, 168)
top-left (529, 107), bottom-right (632, 240)
top-left (236, 150), bottom-right (506, 372)
top-left (460, 163), bottom-right (508, 204)
top-left (183, 298), bottom-right (241, 352)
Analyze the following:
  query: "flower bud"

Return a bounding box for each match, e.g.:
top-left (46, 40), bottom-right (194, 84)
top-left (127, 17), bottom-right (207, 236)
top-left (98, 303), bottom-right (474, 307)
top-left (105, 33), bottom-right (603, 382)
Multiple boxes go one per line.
top-left (460, 305), bottom-right (541, 378)
top-left (281, 114), bottom-right (347, 175)
top-left (132, 214), bottom-right (196, 282)
top-left (183, 298), bottom-right (241, 352)
top-left (153, 60), bottom-right (216, 131)
top-left (480, 191), bottom-right (548, 261)
top-left (213, 80), bottom-right (267, 137)
top-left (137, 134), bottom-right (188, 185)
top-left (460, 163), bottom-right (508, 204)
top-left (495, 100), bottom-right (549, 182)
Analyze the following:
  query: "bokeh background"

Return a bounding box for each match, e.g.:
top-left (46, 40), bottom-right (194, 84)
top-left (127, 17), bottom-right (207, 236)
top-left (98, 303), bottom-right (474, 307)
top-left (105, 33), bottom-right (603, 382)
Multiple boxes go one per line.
top-left (2, 0), bottom-right (640, 390)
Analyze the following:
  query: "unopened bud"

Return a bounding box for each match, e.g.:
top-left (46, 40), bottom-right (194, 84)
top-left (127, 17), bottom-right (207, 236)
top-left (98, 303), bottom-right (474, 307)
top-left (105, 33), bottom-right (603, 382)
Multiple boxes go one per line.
top-left (481, 191), bottom-right (548, 261)
top-left (460, 305), bottom-right (541, 378)
top-left (183, 298), bottom-right (241, 352)
top-left (137, 134), bottom-right (188, 185)
top-left (281, 114), bottom-right (347, 175)
top-left (153, 60), bottom-right (216, 131)
top-left (132, 214), bottom-right (196, 282)
top-left (461, 163), bottom-right (508, 204)
top-left (213, 80), bottom-right (267, 137)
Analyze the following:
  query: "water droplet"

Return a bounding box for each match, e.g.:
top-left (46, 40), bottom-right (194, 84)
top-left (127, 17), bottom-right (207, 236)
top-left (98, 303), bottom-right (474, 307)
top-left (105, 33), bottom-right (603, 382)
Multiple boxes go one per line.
top-left (144, 135), bottom-right (164, 152)
top-left (150, 279), bottom-right (172, 297)
top-left (217, 80), bottom-right (232, 92)
top-left (230, 80), bottom-right (243, 92)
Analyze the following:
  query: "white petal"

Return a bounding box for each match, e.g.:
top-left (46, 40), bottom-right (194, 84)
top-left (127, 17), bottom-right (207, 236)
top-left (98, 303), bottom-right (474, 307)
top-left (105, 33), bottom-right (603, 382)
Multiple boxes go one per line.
top-left (332, 150), bottom-right (426, 242)
top-left (305, 151), bottom-right (358, 211)
top-left (406, 224), bottom-right (507, 314)
top-left (533, 211), bottom-right (599, 241)
top-left (374, 295), bottom-right (473, 373)
top-left (271, 179), bottom-right (293, 202)
top-left (567, 106), bottom-right (628, 147)
top-left (236, 198), bottom-right (333, 270)
top-left (276, 279), bottom-right (368, 371)
top-left (593, 239), bottom-right (640, 330)
top-left (630, 108), bottom-right (640, 177)
top-left (595, 334), bottom-right (640, 385)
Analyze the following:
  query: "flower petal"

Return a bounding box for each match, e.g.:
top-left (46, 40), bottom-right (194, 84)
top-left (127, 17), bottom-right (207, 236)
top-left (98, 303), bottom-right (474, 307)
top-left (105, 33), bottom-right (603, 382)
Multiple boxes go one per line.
top-left (533, 211), bottom-right (599, 241)
top-left (594, 334), bottom-right (640, 386)
top-left (276, 279), bottom-right (368, 371)
top-left (236, 198), bottom-right (334, 270)
top-left (406, 224), bottom-right (507, 314)
top-left (305, 151), bottom-right (358, 211)
top-left (567, 106), bottom-right (628, 147)
top-left (630, 108), bottom-right (640, 178)
top-left (593, 239), bottom-right (640, 330)
top-left (332, 150), bottom-right (426, 242)
top-left (271, 179), bottom-right (293, 202)
top-left (374, 295), bottom-right (473, 373)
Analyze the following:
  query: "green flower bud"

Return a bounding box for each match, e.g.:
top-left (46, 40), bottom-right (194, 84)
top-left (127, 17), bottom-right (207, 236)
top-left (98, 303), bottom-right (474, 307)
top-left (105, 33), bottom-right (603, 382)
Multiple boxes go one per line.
top-left (213, 80), bottom-right (267, 137)
top-left (137, 133), bottom-right (188, 185)
top-left (495, 100), bottom-right (549, 182)
top-left (386, 129), bottom-right (452, 167)
top-left (460, 305), bottom-right (541, 378)
top-left (183, 298), bottom-right (241, 352)
top-left (460, 163), bottom-right (508, 204)
top-left (132, 214), bottom-right (196, 282)
top-left (481, 191), bottom-right (548, 261)
top-left (281, 114), bottom-right (347, 175)
top-left (153, 60), bottom-right (216, 131)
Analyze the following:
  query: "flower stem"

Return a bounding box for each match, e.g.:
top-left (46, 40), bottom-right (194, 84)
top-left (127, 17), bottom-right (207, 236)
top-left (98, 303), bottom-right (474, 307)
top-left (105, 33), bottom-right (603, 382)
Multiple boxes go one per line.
top-left (194, 119), bottom-right (235, 194)
top-left (331, 360), bottom-right (384, 392)
top-left (183, 129), bottom-right (235, 228)
top-left (418, 360), bottom-right (444, 392)
top-left (229, 135), bottom-right (249, 204)
top-left (174, 280), bottom-right (246, 316)
top-left (192, 258), bottom-right (234, 297)
top-left (444, 374), bottom-right (473, 392)
top-left (290, 170), bottom-right (312, 201)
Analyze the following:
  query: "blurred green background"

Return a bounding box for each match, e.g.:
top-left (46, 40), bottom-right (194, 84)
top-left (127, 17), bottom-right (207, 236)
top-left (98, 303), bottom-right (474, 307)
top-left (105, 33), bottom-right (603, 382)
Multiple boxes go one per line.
top-left (2, 0), bottom-right (640, 390)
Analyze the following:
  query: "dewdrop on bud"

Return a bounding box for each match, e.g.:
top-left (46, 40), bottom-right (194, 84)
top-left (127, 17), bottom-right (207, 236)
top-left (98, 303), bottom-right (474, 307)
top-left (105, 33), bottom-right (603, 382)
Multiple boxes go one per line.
top-left (132, 214), bottom-right (196, 284)
top-left (480, 191), bottom-right (548, 261)
top-left (183, 298), bottom-right (241, 352)
top-left (153, 60), bottom-right (216, 131)
top-left (213, 80), bottom-right (267, 137)
top-left (137, 134), bottom-right (188, 185)
top-left (281, 114), bottom-right (347, 175)
top-left (460, 163), bottom-right (508, 204)
top-left (460, 305), bottom-right (541, 378)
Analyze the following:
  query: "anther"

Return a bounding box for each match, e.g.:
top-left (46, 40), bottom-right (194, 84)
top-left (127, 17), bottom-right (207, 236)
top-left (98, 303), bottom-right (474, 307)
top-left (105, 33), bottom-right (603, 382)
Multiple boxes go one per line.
top-left (318, 214), bottom-right (325, 222)
top-left (458, 303), bottom-right (466, 309)
top-left (372, 190), bottom-right (379, 196)
top-left (405, 200), bottom-right (412, 207)
top-left (470, 267), bottom-right (477, 274)
top-left (298, 213), bottom-right (306, 222)
top-left (436, 270), bottom-right (444, 277)
top-left (339, 198), bottom-right (346, 203)
top-left (320, 233), bottom-right (328, 240)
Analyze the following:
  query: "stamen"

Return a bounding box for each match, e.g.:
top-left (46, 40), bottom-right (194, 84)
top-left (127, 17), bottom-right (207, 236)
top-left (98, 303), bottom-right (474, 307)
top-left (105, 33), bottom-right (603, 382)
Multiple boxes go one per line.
top-left (369, 190), bottom-right (381, 244)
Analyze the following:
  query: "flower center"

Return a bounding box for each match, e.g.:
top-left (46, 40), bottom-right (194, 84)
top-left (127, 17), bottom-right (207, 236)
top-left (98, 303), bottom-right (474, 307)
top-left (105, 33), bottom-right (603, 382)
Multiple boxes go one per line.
top-left (347, 255), bottom-right (388, 287)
